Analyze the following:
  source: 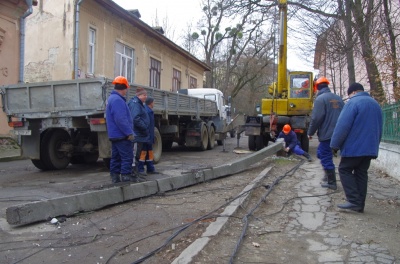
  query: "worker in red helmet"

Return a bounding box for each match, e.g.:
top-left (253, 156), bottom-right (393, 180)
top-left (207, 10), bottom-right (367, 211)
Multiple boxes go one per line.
top-left (278, 124), bottom-right (312, 161)
top-left (106, 76), bottom-right (143, 184)
top-left (307, 76), bottom-right (344, 190)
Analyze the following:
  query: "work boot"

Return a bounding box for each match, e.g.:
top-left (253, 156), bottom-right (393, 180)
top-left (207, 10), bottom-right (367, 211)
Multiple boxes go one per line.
top-left (131, 175), bottom-right (147, 183)
top-left (321, 169), bottom-right (337, 190)
top-left (137, 161), bottom-right (147, 176)
top-left (121, 174), bottom-right (132, 182)
top-left (303, 152), bottom-right (312, 162)
top-left (321, 170), bottom-right (328, 183)
top-left (110, 173), bottom-right (121, 183)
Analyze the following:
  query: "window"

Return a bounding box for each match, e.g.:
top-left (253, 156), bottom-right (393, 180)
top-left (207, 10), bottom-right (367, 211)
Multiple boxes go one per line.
top-left (190, 76), bottom-right (197, 88)
top-left (88, 28), bottom-right (96, 74)
top-left (149, 57), bottom-right (161, 88)
top-left (172, 68), bottom-right (181, 92)
top-left (115, 42), bottom-right (135, 82)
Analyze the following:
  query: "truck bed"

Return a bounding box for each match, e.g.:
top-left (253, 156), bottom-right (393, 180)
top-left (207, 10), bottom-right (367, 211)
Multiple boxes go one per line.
top-left (1, 78), bottom-right (218, 119)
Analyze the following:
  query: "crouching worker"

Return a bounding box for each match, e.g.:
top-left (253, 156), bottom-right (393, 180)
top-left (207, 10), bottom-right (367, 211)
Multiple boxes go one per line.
top-left (278, 124), bottom-right (312, 162)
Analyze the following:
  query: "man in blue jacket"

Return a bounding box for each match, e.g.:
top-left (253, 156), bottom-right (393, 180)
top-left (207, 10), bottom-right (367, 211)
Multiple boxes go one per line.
top-left (278, 124), bottom-right (312, 161)
top-left (331, 83), bottom-right (383, 213)
top-left (128, 87), bottom-right (150, 177)
top-left (144, 97), bottom-right (159, 174)
top-left (307, 77), bottom-right (344, 190)
top-left (106, 76), bottom-right (136, 183)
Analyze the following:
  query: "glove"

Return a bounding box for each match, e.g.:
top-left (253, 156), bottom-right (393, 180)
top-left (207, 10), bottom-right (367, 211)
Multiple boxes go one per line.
top-left (332, 148), bottom-right (338, 157)
top-left (127, 134), bottom-right (135, 141)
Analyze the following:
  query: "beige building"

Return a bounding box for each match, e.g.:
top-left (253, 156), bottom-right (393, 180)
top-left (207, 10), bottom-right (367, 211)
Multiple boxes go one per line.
top-left (0, 0), bottom-right (38, 135)
top-left (1, 0), bottom-right (209, 136)
top-left (23, 0), bottom-right (209, 88)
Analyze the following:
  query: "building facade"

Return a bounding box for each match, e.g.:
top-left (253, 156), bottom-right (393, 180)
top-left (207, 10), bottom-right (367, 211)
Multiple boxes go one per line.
top-left (0, 0), bottom-right (37, 135)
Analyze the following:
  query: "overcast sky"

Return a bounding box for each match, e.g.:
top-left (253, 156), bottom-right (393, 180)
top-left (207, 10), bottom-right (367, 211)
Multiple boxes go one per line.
top-left (112, 0), bottom-right (316, 73)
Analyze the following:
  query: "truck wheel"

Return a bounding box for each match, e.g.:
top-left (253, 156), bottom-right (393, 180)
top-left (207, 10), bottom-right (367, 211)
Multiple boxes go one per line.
top-left (31, 159), bottom-right (48, 170)
top-left (248, 135), bottom-right (256, 151)
top-left (200, 123), bottom-right (209, 151)
top-left (298, 133), bottom-right (309, 152)
top-left (103, 158), bottom-right (111, 169)
top-left (255, 135), bottom-right (264, 150)
top-left (41, 129), bottom-right (71, 170)
top-left (153, 127), bottom-right (162, 164)
top-left (207, 125), bottom-right (215, 150)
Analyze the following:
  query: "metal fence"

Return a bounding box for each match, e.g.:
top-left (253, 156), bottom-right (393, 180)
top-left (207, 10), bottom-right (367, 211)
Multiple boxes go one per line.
top-left (382, 101), bottom-right (400, 145)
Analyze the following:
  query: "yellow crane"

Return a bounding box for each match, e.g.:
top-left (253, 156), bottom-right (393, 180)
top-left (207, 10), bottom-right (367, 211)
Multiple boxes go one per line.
top-left (244, 0), bottom-right (315, 152)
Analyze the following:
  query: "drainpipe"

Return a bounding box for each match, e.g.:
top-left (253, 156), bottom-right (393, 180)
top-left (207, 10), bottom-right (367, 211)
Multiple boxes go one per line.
top-left (74, 0), bottom-right (85, 79)
top-left (19, 0), bottom-right (33, 83)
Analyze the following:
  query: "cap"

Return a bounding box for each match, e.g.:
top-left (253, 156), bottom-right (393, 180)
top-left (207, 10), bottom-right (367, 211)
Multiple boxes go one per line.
top-left (347, 82), bottom-right (364, 96)
top-left (283, 124), bottom-right (291, 134)
top-left (136, 87), bottom-right (147, 96)
top-left (145, 97), bottom-right (154, 105)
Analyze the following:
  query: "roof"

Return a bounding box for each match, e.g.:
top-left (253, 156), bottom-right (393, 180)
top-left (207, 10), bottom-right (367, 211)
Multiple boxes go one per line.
top-left (94, 0), bottom-right (210, 72)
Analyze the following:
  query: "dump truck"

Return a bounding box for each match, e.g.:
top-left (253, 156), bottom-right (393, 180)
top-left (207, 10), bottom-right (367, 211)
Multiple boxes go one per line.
top-left (0, 78), bottom-right (239, 170)
top-left (244, 0), bottom-right (314, 152)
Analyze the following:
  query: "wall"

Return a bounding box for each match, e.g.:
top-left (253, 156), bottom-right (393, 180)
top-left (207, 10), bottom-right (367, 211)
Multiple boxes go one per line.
top-left (23, 0), bottom-right (206, 91)
top-left (0, 0), bottom-right (30, 135)
top-left (372, 142), bottom-right (400, 181)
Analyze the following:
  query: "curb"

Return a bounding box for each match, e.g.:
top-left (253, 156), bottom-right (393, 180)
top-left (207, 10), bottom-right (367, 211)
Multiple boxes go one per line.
top-left (171, 166), bottom-right (273, 264)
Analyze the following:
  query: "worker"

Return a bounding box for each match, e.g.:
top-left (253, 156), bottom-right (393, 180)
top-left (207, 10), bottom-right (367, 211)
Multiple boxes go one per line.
top-left (144, 97), bottom-right (159, 174)
top-left (294, 79), bottom-right (310, 98)
top-left (307, 76), bottom-right (344, 190)
top-left (330, 83), bottom-right (383, 213)
top-left (128, 87), bottom-right (150, 177)
top-left (278, 124), bottom-right (312, 162)
top-left (105, 76), bottom-right (137, 183)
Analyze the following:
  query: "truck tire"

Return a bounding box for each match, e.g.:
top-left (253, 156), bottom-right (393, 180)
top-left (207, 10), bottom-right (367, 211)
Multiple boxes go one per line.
top-left (255, 135), bottom-right (264, 150)
top-left (31, 159), bottom-right (48, 170)
top-left (200, 123), bottom-right (209, 151)
top-left (41, 129), bottom-right (71, 170)
top-left (103, 158), bottom-right (111, 169)
top-left (207, 125), bottom-right (215, 150)
top-left (298, 133), bottom-right (309, 153)
top-left (153, 127), bottom-right (162, 164)
top-left (248, 135), bottom-right (256, 151)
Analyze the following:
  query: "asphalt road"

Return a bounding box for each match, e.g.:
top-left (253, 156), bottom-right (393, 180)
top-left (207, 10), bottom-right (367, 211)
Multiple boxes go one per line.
top-left (0, 136), bottom-right (399, 264)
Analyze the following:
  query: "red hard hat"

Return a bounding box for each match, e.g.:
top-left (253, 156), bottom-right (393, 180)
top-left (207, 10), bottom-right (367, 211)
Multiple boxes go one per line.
top-left (301, 80), bottom-right (309, 88)
top-left (315, 76), bottom-right (330, 86)
top-left (112, 76), bottom-right (129, 88)
top-left (283, 124), bottom-right (291, 134)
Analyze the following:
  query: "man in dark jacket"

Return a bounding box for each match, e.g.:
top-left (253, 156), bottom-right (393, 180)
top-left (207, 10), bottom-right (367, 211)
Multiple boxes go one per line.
top-left (307, 77), bottom-right (344, 190)
top-left (331, 83), bottom-right (383, 213)
top-left (144, 97), bottom-right (159, 174)
top-left (278, 124), bottom-right (312, 161)
top-left (106, 76), bottom-right (136, 183)
top-left (128, 87), bottom-right (150, 176)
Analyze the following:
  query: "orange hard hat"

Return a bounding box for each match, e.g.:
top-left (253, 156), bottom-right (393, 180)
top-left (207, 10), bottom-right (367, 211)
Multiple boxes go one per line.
top-left (112, 76), bottom-right (129, 88)
top-left (301, 80), bottom-right (309, 88)
top-left (283, 124), bottom-right (291, 134)
top-left (315, 76), bottom-right (330, 86)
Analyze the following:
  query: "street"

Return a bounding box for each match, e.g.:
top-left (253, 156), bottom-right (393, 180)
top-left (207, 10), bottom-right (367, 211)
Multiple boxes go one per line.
top-left (0, 136), bottom-right (399, 264)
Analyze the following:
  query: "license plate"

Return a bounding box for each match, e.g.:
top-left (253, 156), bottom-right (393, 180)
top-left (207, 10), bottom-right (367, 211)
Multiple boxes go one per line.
top-left (13, 130), bottom-right (32, 136)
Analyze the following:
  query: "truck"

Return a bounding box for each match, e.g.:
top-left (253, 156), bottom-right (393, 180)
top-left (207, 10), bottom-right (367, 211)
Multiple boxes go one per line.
top-left (0, 78), bottom-right (237, 170)
top-left (244, 0), bottom-right (314, 152)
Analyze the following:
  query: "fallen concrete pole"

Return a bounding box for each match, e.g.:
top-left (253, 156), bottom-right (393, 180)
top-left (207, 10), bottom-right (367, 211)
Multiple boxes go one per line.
top-left (6, 141), bottom-right (284, 225)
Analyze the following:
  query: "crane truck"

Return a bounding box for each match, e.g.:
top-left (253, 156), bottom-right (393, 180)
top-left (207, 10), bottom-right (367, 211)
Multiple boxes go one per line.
top-left (244, 0), bottom-right (314, 152)
top-left (1, 78), bottom-right (239, 170)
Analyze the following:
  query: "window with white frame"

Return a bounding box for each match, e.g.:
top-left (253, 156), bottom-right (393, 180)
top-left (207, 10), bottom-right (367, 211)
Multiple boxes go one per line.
top-left (149, 57), bottom-right (161, 88)
top-left (115, 42), bottom-right (135, 82)
top-left (172, 68), bottom-right (181, 92)
top-left (88, 28), bottom-right (96, 74)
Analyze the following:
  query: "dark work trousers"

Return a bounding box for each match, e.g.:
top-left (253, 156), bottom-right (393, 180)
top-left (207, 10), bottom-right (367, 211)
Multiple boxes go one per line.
top-left (110, 140), bottom-right (133, 175)
top-left (317, 140), bottom-right (334, 170)
top-left (338, 156), bottom-right (372, 208)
